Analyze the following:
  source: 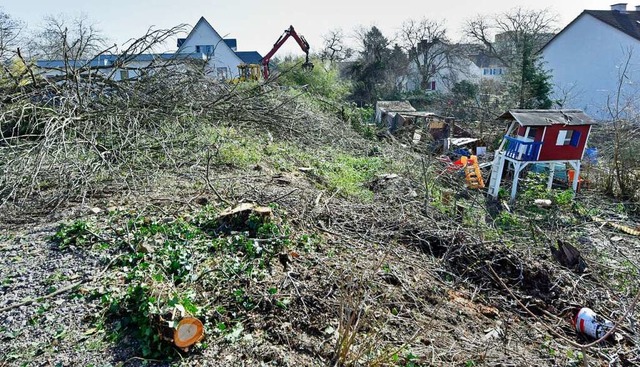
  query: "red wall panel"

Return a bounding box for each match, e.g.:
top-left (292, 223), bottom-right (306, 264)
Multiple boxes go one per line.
top-left (537, 125), bottom-right (591, 161)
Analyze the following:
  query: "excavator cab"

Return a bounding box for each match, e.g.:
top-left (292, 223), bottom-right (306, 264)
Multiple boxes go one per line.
top-left (233, 26), bottom-right (313, 82)
top-left (237, 63), bottom-right (261, 82)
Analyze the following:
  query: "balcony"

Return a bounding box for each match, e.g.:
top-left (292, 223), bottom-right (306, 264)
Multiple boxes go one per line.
top-left (502, 136), bottom-right (542, 161)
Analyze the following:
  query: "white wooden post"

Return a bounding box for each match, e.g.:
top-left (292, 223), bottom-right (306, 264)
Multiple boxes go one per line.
top-left (510, 161), bottom-right (522, 201)
top-left (571, 161), bottom-right (581, 194)
top-left (510, 161), bottom-right (531, 201)
top-left (547, 163), bottom-right (555, 190)
top-left (489, 155), bottom-right (506, 198)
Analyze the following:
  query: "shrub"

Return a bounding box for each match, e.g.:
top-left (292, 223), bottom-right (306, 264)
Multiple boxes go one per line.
top-left (275, 57), bottom-right (351, 102)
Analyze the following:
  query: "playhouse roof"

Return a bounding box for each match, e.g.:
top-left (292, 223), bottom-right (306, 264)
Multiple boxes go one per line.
top-left (497, 109), bottom-right (597, 127)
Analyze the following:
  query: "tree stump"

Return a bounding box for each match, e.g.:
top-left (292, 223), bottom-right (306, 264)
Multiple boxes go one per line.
top-left (173, 317), bottom-right (204, 350)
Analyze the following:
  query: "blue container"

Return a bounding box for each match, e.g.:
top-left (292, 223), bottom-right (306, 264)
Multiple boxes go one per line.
top-left (453, 148), bottom-right (471, 157)
top-left (585, 148), bottom-right (598, 165)
top-left (554, 163), bottom-right (568, 182)
top-left (530, 163), bottom-right (547, 174)
top-left (530, 163), bottom-right (567, 181)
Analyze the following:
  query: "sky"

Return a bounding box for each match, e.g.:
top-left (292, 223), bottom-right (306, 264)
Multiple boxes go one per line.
top-left (1, 0), bottom-right (617, 57)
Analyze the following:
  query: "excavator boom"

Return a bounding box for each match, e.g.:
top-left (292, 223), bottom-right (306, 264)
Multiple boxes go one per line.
top-left (261, 25), bottom-right (313, 79)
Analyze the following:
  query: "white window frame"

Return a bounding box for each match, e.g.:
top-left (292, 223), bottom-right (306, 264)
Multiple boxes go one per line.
top-left (196, 45), bottom-right (213, 54)
top-left (556, 130), bottom-right (574, 146)
top-left (525, 127), bottom-right (537, 140)
top-left (217, 67), bottom-right (228, 80)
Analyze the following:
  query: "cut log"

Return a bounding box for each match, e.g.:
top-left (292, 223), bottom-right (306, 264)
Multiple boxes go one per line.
top-left (534, 199), bottom-right (552, 208)
top-left (217, 203), bottom-right (255, 219)
top-left (217, 203), bottom-right (272, 221)
top-left (253, 206), bottom-right (273, 221)
top-left (592, 216), bottom-right (640, 236)
top-left (173, 317), bottom-right (204, 349)
top-left (216, 203), bottom-right (274, 235)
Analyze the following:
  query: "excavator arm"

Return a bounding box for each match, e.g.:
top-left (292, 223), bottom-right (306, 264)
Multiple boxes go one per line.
top-left (261, 25), bottom-right (313, 79)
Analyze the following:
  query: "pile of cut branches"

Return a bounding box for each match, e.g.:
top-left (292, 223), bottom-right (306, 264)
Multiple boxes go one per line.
top-left (0, 30), bottom-right (367, 219)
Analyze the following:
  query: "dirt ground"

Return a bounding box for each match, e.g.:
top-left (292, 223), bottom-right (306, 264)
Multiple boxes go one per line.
top-left (1, 161), bottom-right (639, 367)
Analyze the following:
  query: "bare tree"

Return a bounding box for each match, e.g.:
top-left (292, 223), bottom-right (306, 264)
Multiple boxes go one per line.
top-left (465, 8), bottom-right (556, 67)
top-left (603, 47), bottom-right (640, 199)
top-left (399, 18), bottom-right (445, 89)
top-left (30, 13), bottom-right (107, 60)
top-left (0, 9), bottom-right (24, 61)
top-left (464, 8), bottom-right (558, 107)
top-left (319, 29), bottom-right (353, 63)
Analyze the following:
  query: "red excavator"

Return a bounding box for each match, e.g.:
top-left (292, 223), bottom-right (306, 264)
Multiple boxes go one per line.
top-left (260, 25), bottom-right (314, 79)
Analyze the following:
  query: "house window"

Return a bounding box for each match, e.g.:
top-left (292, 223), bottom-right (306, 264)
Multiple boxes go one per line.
top-left (217, 67), bottom-right (228, 79)
top-left (526, 127), bottom-right (538, 140)
top-left (483, 68), bottom-right (489, 75)
top-left (196, 45), bottom-right (213, 54)
top-left (428, 81), bottom-right (436, 90)
top-left (119, 70), bottom-right (129, 80)
top-left (556, 129), bottom-right (581, 147)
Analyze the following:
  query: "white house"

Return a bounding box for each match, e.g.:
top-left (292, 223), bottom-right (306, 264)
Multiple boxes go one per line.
top-left (405, 42), bottom-right (507, 94)
top-left (175, 17), bottom-right (261, 79)
top-left (405, 40), bottom-right (470, 93)
top-left (469, 49), bottom-right (506, 81)
top-left (541, 3), bottom-right (640, 120)
top-left (36, 17), bottom-right (262, 81)
top-left (36, 53), bottom-right (209, 81)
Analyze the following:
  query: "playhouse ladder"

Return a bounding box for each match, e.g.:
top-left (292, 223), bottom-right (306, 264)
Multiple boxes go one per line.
top-left (462, 156), bottom-right (485, 189)
top-left (487, 154), bottom-right (504, 197)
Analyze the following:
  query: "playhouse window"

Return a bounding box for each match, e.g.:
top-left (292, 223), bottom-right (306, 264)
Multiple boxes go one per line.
top-left (526, 127), bottom-right (538, 140)
top-left (556, 129), bottom-right (581, 147)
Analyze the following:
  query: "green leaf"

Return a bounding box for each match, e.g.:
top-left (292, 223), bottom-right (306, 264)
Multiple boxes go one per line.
top-left (181, 298), bottom-right (198, 315)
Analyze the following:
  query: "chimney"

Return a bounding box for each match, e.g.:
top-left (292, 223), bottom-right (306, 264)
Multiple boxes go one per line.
top-left (611, 3), bottom-right (628, 11)
top-left (636, 5), bottom-right (640, 11)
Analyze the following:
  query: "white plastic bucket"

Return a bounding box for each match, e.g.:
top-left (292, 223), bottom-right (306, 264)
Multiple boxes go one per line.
top-left (574, 307), bottom-right (614, 339)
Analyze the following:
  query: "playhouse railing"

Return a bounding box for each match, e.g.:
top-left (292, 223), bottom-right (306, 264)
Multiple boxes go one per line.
top-left (503, 136), bottom-right (542, 161)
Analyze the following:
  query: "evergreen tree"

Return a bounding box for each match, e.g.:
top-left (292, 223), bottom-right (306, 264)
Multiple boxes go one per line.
top-left (387, 44), bottom-right (410, 97)
top-left (348, 27), bottom-right (408, 105)
top-left (510, 39), bottom-right (553, 109)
